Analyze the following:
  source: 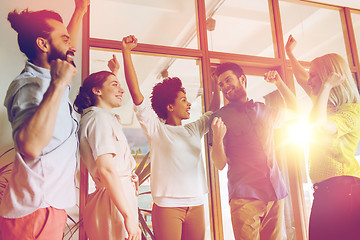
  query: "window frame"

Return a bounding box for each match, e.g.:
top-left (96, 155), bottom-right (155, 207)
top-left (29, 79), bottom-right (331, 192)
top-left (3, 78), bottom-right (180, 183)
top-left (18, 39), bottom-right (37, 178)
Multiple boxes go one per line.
top-left (80, 1), bottom-right (360, 239)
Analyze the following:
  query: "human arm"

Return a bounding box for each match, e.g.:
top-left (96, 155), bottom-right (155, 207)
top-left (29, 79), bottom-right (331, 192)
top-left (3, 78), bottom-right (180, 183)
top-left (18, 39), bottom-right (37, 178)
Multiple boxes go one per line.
top-left (108, 54), bottom-right (121, 76)
top-left (121, 35), bottom-right (144, 105)
top-left (264, 70), bottom-right (298, 111)
top-left (131, 172), bottom-right (139, 196)
top-left (210, 117), bottom-right (228, 170)
top-left (16, 60), bottom-right (76, 159)
top-left (309, 72), bottom-right (343, 134)
top-left (96, 154), bottom-right (141, 240)
top-left (67, 0), bottom-right (90, 47)
top-left (285, 35), bottom-right (311, 96)
top-left (208, 75), bottom-right (220, 111)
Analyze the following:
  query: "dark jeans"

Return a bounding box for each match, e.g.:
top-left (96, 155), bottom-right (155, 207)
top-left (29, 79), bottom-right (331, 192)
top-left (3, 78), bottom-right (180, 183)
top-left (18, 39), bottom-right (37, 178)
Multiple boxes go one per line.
top-left (309, 176), bottom-right (360, 240)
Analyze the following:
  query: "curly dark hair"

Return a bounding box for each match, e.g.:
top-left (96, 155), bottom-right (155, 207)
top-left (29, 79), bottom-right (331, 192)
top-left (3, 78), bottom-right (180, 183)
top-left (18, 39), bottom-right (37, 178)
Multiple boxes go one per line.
top-left (8, 9), bottom-right (63, 60)
top-left (74, 71), bottom-right (115, 114)
top-left (150, 77), bottom-right (185, 120)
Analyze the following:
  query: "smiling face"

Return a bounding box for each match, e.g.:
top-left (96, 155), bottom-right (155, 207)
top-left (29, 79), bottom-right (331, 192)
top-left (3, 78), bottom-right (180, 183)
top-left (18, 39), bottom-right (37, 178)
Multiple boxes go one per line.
top-left (46, 19), bottom-right (76, 66)
top-left (217, 70), bottom-right (247, 102)
top-left (94, 75), bottom-right (125, 110)
top-left (167, 91), bottom-right (191, 122)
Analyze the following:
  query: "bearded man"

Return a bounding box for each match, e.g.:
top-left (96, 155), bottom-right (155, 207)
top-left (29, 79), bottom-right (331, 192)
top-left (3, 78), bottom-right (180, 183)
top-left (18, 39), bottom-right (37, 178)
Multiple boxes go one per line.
top-left (0, 1), bottom-right (89, 239)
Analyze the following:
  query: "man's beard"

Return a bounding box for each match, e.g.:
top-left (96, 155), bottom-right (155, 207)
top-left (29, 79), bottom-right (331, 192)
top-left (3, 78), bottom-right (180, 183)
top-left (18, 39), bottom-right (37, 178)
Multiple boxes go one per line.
top-left (226, 87), bottom-right (246, 102)
top-left (48, 45), bottom-right (76, 68)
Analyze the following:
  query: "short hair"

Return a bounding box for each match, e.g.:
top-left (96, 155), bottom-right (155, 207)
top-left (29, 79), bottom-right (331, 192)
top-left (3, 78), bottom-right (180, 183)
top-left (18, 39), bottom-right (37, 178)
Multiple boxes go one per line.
top-left (311, 53), bottom-right (360, 107)
top-left (151, 77), bottom-right (185, 120)
top-left (214, 62), bottom-right (245, 79)
top-left (7, 9), bottom-right (63, 60)
top-left (74, 71), bottom-right (115, 114)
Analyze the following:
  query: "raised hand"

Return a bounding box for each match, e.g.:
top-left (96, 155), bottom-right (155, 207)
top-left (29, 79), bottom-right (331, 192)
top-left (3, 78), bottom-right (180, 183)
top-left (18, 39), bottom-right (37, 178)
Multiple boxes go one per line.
top-left (264, 70), bottom-right (282, 84)
top-left (108, 54), bottom-right (120, 75)
top-left (121, 35), bottom-right (138, 51)
top-left (325, 72), bottom-right (344, 89)
top-left (50, 59), bottom-right (77, 88)
top-left (211, 117), bottom-right (226, 141)
top-left (285, 34), bottom-right (297, 57)
top-left (74, 0), bottom-right (90, 13)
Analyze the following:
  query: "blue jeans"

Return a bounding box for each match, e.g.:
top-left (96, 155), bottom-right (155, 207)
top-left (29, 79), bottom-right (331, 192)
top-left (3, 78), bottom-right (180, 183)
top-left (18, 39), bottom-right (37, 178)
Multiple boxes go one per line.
top-left (309, 176), bottom-right (360, 240)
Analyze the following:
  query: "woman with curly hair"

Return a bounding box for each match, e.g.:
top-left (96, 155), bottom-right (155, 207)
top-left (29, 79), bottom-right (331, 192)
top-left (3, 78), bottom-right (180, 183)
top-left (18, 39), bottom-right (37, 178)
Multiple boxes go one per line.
top-left (74, 62), bottom-right (141, 240)
top-left (120, 35), bottom-right (219, 240)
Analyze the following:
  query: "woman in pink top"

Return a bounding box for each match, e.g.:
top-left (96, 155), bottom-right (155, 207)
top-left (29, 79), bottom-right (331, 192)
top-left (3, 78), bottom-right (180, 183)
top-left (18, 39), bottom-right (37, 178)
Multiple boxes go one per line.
top-left (74, 67), bottom-right (141, 240)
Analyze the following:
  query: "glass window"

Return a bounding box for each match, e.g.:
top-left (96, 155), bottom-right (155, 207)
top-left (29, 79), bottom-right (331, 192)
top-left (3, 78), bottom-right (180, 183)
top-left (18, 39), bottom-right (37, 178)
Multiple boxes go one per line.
top-left (89, 49), bottom-right (211, 238)
top-left (351, 12), bottom-right (360, 66)
top-left (247, 75), bottom-right (278, 102)
top-left (84, 2), bottom-right (360, 240)
top-left (205, 0), bottom-right (274, 57)
top-left (218, 165), bottom-right (233, 239)
top-left (293, 76), bottom-right (314, 232)
top-left (90, 0), bottom-right (198, 49)
top-left (280, 1), bottom-right (348, 62)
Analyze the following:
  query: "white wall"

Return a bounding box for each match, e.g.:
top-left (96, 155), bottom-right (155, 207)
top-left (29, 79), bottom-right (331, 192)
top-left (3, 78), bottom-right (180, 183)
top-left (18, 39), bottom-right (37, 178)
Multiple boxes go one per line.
top-left (0, 0), bottom-right (83, 164)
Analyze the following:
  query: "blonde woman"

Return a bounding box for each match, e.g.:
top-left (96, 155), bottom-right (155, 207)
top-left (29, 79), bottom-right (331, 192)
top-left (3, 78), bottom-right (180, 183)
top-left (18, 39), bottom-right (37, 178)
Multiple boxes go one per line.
top-left (286, 35), bottom-right (360, 240)
top-left (74, 65), bottom-right (141, 240)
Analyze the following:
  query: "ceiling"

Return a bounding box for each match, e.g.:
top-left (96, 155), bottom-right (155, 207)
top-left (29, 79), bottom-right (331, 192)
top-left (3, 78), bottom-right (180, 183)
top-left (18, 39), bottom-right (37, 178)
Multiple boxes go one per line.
top-left (309, 0), bottom-right (360, 9)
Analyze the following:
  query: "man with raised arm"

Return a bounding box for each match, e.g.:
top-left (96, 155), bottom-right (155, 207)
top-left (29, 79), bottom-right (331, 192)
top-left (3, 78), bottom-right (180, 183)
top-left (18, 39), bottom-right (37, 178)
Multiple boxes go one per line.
top-left (0, 1), bottom-right (89, 239)
top-left (210, 62), bottom-right (297, 240)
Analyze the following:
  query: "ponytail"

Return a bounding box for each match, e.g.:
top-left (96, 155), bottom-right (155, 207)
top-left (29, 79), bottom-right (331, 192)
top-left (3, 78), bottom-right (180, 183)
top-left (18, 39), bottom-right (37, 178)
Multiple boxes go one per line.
top-left (74, 86), bottom-right (94, 114)
top-left (74, 71), bottom-right (115, 114)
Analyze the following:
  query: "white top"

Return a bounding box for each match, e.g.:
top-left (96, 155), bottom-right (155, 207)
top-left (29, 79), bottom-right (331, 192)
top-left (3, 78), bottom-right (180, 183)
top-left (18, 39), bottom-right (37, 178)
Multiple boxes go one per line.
top-left (78, 106), bottom-right (136, 184)
top-left (134, 101), bottom-right (212, 207)
top-left (78, 107), bottom-right (138, 239)
top-left (1, 61), bottom-right (78, 218)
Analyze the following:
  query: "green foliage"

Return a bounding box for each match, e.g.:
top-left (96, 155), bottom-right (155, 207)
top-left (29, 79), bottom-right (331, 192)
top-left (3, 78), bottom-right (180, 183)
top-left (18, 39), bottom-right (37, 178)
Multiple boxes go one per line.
top-left (63, 214), bottom-right (82, 239)
top-left (135, 151), bottom-right (154, 239)
top-left (0, 148), bottom-right (14, 201)
top-left (135, 151), bottom-right (151, 186)
top-left (0, 147), bottom-right (154, 240)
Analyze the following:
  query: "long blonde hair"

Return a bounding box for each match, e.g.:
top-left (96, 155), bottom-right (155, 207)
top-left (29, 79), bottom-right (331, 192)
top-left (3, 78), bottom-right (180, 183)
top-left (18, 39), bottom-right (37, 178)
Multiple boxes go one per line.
top-left (311, 53), bottom-right (360, 107)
